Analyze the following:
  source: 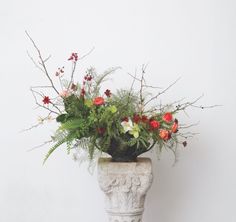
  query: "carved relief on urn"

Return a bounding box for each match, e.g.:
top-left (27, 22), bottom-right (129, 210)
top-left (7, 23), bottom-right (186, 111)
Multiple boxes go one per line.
top-left (98, 158), bottom-right (153, 222)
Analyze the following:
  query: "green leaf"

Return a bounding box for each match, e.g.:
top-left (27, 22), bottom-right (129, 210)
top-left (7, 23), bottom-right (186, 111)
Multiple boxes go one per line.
top-left (56, 114), bottom-right (67, 123)
top-left (84, 99), bottom-right (93, 108)
top-left (109, 105), bottom-right (117, 113)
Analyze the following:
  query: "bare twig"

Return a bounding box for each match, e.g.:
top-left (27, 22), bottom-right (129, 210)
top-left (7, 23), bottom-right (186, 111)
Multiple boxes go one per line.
top-left (30, 88), bottom-right (60, 115)
top-left (26, 51), bottom-right (45, 73)
top-left (78, 47), bottom-right (95, 61)
top-left (20, 111), bottom-right (54, 133)
top-left (127, 72), bottom-right (141, 82)
top-left (31, 86), bottom-right (53, 89)
top-left (139, 64), bottom-right (148, 114)
top-left (144, 77), bottom-right (181, 107)
top-left (67, 62), bottom-right (77, 90)
top-left (25, 31), bottom-right (60, 95)
top-left (27, 139), bottom-right (53, 152)
top-left (179, 122), bottom-right (200, 129)
top-left (43, 55), bottom-right (51, 63)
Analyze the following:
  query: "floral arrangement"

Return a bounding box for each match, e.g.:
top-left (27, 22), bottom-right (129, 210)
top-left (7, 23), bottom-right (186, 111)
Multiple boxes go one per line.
top-left (26, 33), bottom-right (213, 164)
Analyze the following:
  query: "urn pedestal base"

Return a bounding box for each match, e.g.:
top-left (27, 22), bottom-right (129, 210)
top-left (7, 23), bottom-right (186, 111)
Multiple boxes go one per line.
top-left (97, 158), bottom-right (153, 222)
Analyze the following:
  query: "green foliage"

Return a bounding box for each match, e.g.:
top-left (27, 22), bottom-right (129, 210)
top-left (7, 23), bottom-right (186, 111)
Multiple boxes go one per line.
top-left (43, 130), bottom-right (78, 164)
top-left (110, 89), bottom-right (139, 118)
top-left (93, 67), bottom-right (120, 96)
top-left (64, 95), bottom-right (90, 118)
top-left (40, 66), bottom-right (183, 164)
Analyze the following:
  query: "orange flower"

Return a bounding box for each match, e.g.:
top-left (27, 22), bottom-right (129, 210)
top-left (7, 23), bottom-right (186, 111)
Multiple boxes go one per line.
top-left (159, 129), bottom-right (171, 140)
top-left (171, 119), bottom-right (178, 133)
top-left (93, 97), bottom-right (105, 106)
top-left (162, 112), bottom-right (173, 123)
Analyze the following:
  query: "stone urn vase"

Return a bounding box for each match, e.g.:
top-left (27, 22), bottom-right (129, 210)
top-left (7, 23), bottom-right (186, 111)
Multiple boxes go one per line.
top-left (97, 157), bottom-right (153, 222)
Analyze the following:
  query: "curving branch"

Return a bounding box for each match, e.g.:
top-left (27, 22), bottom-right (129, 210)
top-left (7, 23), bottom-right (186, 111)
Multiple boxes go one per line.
top-left (25, 31), bottom-right (60, 95)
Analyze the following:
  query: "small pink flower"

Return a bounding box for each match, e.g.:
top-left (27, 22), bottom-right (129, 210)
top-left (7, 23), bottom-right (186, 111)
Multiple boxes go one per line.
top-left (60, 90), bottom-right (70, 98)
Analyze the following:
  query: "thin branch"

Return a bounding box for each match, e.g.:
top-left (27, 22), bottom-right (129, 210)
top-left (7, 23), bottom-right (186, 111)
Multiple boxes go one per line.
top-left (143, 84), bottom-right (162, 89)
top-left (25, 31), bottom-right (60, 95)
top-left (67, 62), bottom-right (77, 90)
top-left (179, 122), bottom-right (200, 129)
top-left (144, 77), bottom-right (181, 107)
top-left (27, 139), bottom-right (53, 152)
top-left (31, 86), bottom-right (53, 89)
top-left (30, 88), bottom-right (59, 115)
top-left (20, 112), bottom-right (53, 133)
top-left (43, 55), bottom-right (51, 63)
top-left (20, 122), bottom-right (44, 133)
top-left (139, 64), bottom-right (148, 114)
top-left (127, 72), bottom-right (141, 82)
top-left (31, 87), bottom-right (62, 114)
top-left (78, 47), bottom-right (95, 61)
top-left (26, 51), bottom-right (45, 73)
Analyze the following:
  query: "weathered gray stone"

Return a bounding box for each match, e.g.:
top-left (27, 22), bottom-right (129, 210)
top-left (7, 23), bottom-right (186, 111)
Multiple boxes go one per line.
top-left (98, 158), bottom-right (153, 222)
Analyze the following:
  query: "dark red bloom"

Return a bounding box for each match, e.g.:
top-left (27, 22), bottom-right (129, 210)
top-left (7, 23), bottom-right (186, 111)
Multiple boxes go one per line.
top-left (149, 120), bottom-right (160, 129)
top-left (133, 114), bottom-right (141, 123)
top-left (81, 88), bottom-right (86, 96)
top-left (93, 97), bottom-right (105, 106)
top-left (122, 117), bottom-right (129, 122)
top-left (84, 74), bottom-right (92, 81)
top-left (42, 96), bottom-right (51, 105)
top-left (71, 83), bottom-right (78, 91)
top-left (104, 89), bottom-right (111, 97)
top-left (162, 112), bottom-right (173, 123)
top-left (141, 115), bottom-right (148, 122)
top-left (68, 53), bottom-right (78, 62)
top-left (97, 127), bottom-right (105, 134)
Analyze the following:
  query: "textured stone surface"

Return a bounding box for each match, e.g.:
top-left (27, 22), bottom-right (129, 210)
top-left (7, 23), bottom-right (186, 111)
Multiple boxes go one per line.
top-left (97, 158), bottom-right (153, 222)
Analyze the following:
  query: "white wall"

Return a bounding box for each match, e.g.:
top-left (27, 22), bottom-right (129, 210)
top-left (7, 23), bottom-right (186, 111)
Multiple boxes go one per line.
top-left (0, 0), bottom-right (235, 221)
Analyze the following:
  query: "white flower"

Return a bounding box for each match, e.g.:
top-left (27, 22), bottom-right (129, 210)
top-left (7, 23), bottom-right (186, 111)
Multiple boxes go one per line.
top-left (121, 118), bottom-right (133, 133)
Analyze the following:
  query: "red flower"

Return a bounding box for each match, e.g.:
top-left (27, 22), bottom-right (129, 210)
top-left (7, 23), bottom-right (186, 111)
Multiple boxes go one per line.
top-left (84, 75), bottom-right (92, 81)
top-left (81, 88), bottom-right (86, 96)
top-left (122, 117), bottom-right (129, 122)
top-left (42, 96), bottom-right (51, 105)
top-left (71, 83), bottom-right (78, 91)
top-left (149, 120), bottom-right (160, 129)
top-left (97, 127), bottom-right (105, 134)
top-left (104, 89), bottom-right (111, 97)
top-left (159, 129), bottom-right (171, 141)
top-left (171, 119), bottom-right (178, 133)
top-left (133, 114), bottom-right (141, 123)
top-left (68, 53), bottom-right (78, 62)
top-left (93, 97), bottom-right (105, 106)
top-left (141, 115), bottom-right (148, 122)
top-left (162, 112), bottom-right (173, 123)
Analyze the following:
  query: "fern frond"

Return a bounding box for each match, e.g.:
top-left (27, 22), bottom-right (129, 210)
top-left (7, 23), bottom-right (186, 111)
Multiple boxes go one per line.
top-left (60, 119), bottom-right (84, 131)
top-left (43, 131), bottom-right (78, 164)
top-left (43, 138), bottom-right (67, 164)
top-left (76, 138), bottom-right (90, 150)
top-left (93, 67), bottom-right (120, 96)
